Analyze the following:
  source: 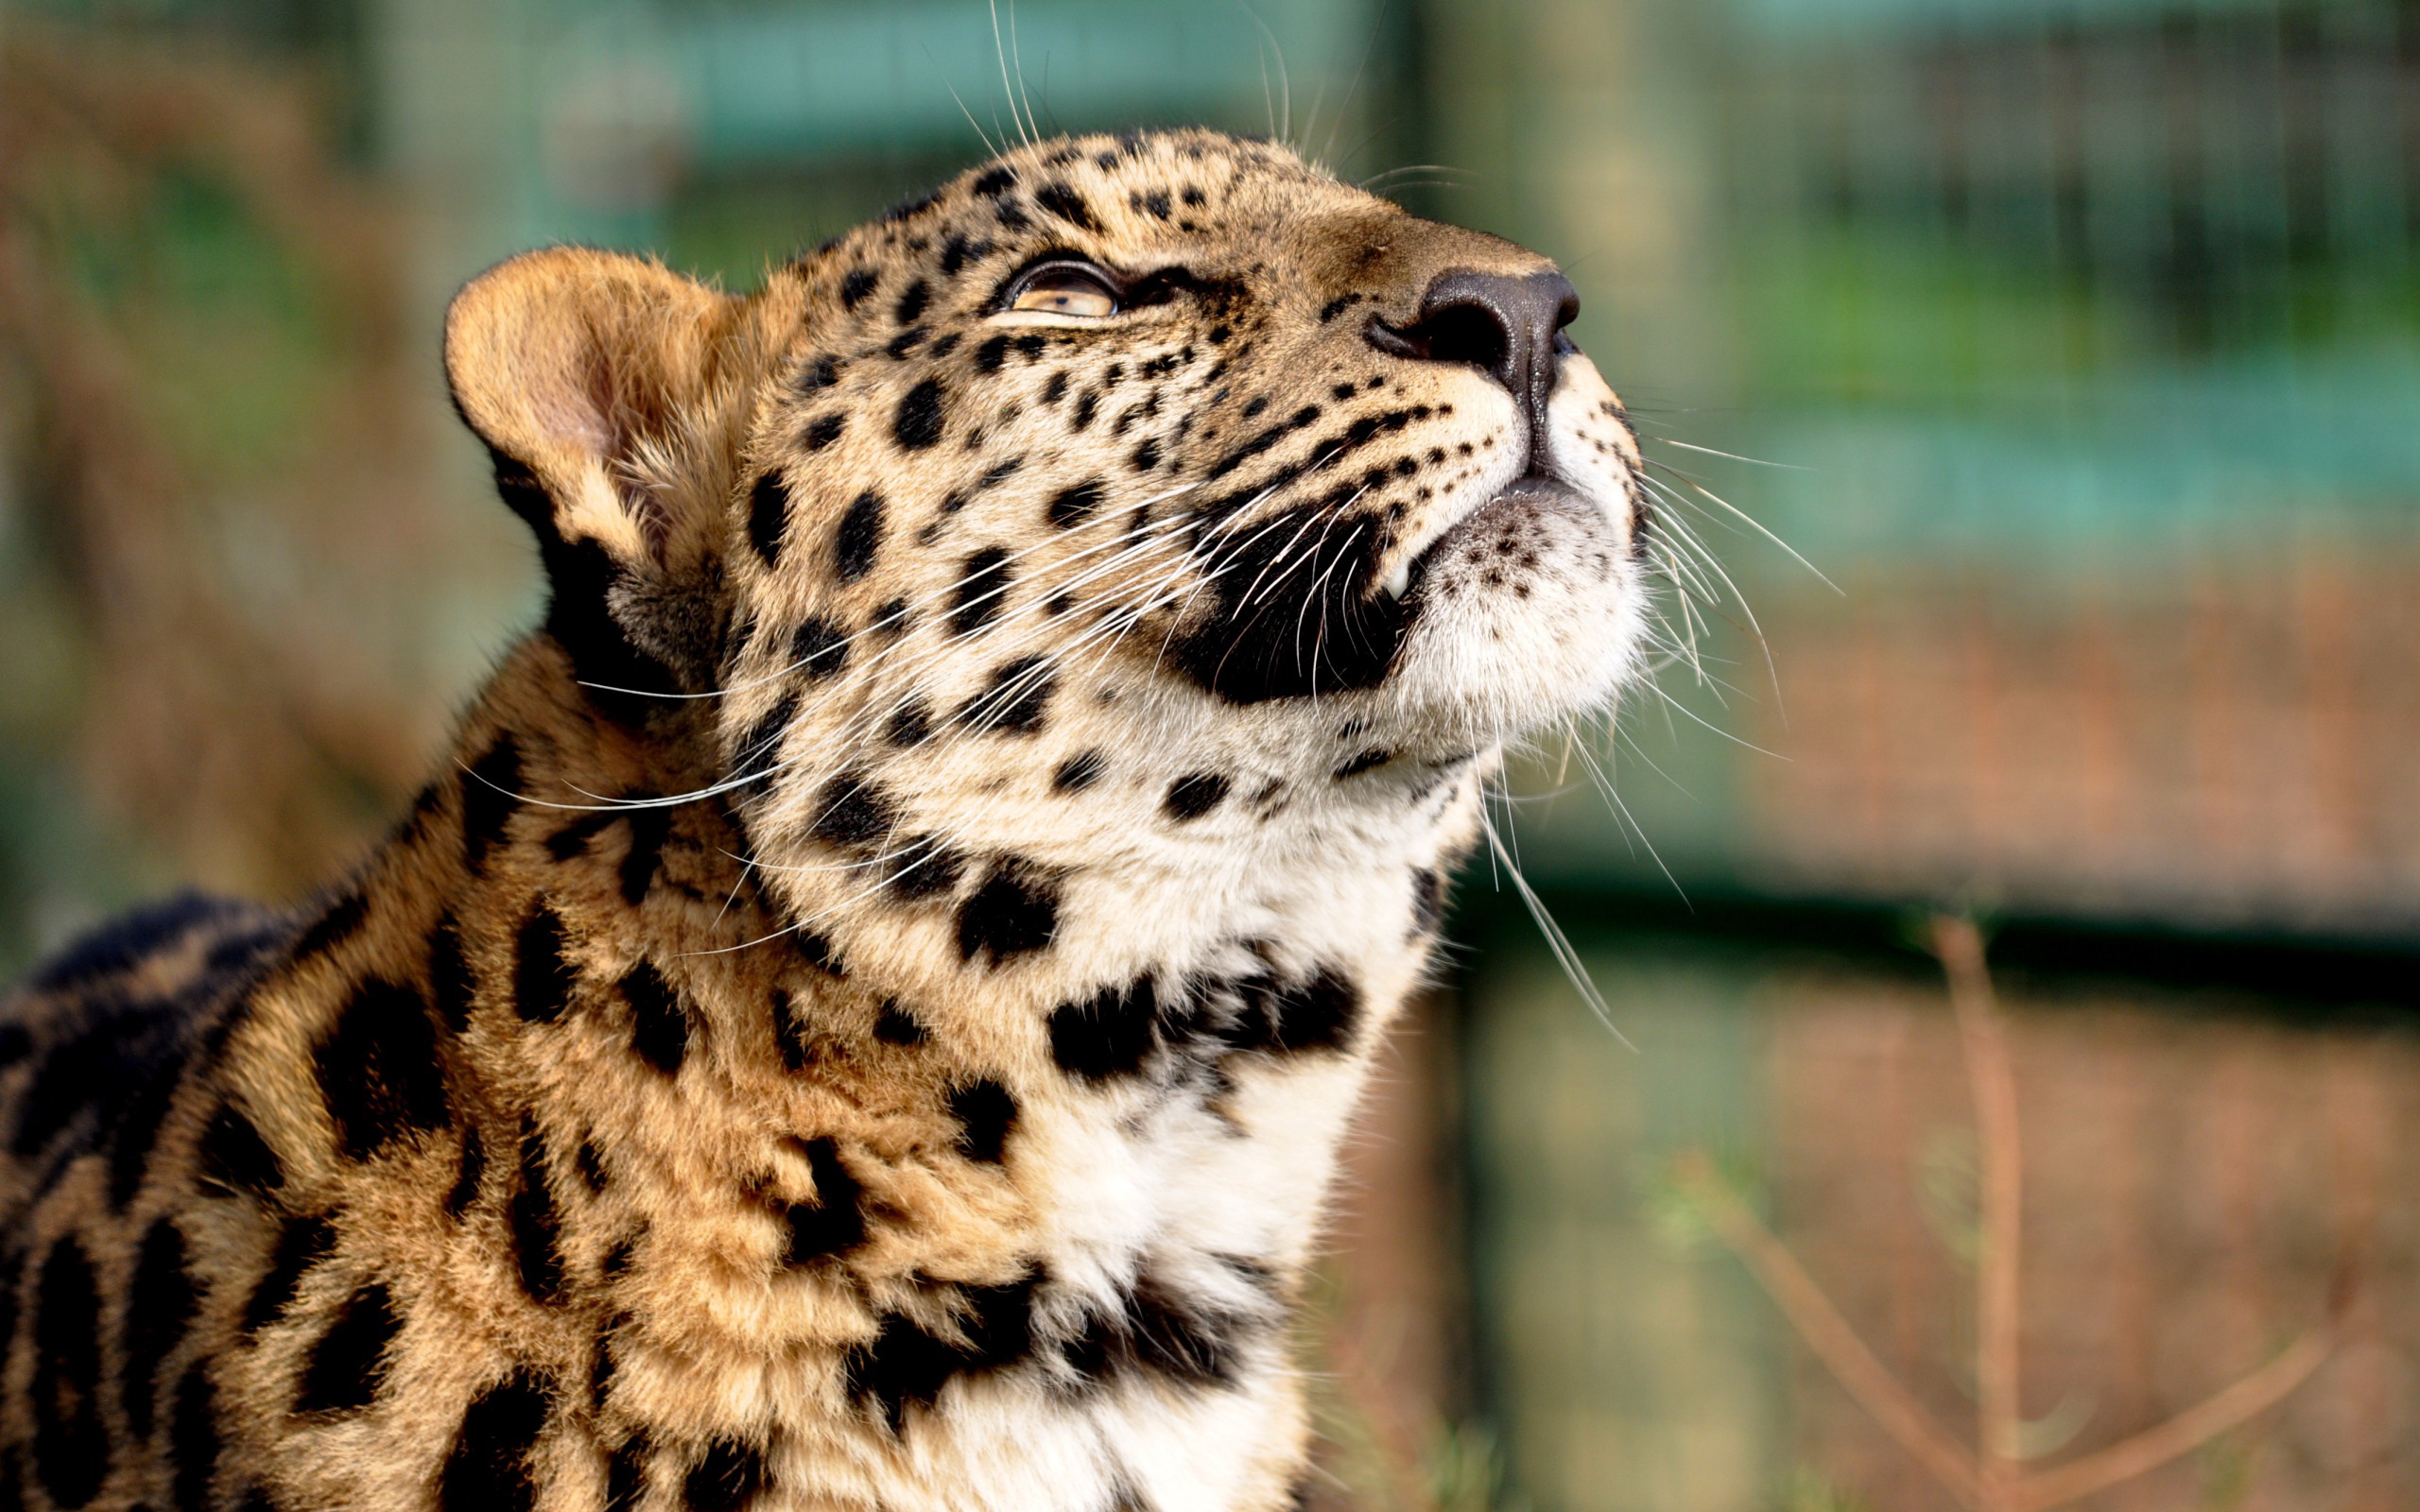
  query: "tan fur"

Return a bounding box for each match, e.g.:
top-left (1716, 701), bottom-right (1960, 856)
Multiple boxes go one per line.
top-left (0, 129), bottom-right (1647, 1511)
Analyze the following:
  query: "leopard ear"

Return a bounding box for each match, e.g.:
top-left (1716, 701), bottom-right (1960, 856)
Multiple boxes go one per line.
top-left (444, 248), bottom-right (776, 704)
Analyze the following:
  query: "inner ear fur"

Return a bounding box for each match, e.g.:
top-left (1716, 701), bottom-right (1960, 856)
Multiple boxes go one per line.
top-left (445, 248), bottom-right (786, 698)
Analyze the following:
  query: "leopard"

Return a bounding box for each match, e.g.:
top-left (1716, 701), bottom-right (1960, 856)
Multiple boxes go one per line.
top-left (0, 127), bottom-right (1648, 1512)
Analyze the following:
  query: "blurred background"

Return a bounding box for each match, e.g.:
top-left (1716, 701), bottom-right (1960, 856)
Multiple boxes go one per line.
top-left (2, 0), bottom-right (2416, 1507)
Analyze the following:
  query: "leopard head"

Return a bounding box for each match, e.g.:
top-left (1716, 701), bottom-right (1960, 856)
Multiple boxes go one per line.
top-left (444, 129), bottom-right (1647, 952)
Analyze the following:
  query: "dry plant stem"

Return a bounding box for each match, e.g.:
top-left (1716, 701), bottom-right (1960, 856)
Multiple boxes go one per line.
top-left (2011, 1329), bottom-right (2332, 1511)
top-left (1670, 1152), bottom-right (1982, 1509)
top-left (1681, 921), bottom-right (2343, 1512)
top-left (1934, 916), bottom-right (2023, 1508)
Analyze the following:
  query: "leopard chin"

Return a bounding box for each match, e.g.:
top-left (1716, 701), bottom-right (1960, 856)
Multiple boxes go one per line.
top-left (1380, 473), bottom-right (1646, 756)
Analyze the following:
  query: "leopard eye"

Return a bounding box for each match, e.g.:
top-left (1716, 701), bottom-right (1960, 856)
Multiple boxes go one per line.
top-left (1007, 261), bottom-right (1120, 318)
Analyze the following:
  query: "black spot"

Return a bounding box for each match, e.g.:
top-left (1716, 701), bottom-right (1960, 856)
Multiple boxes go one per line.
top-left (1181, 184), bottom-right (1207, 206)
top-left (621, 963), bottom-right (688, 1076)
top-left (802, 413), bottom-right (845, 451)
top-left (1273, 969), bottom-right (1361, 1052)
top-left (994, 197), bottom-right (1032, 231)
top-left (169, 1366), bottom-right (219, 1512)
top-left (605, 1435), bottom-right (649, 1512)
top-left (873, 596), bottom-right (912, 636)
top-left (833, 489), bottom-right (886, 582)
top-left (974, 334), bottom-right (1012, 372)
top-left (587, 1330), bottom-right (616, 1411)
top-left (1048, 977), bottom-right (1162, 1081)
top-left (10, 989), bottom-right (187, 1162)
top-left (462, 735), bottom-right (522, 872)
top-left (1332, 747), bottom-right (1392, 780)
top-left (243, 1213), bottom-right (335, 1332)
top-left (577, 1141), bottom-right (608, 1194)
top-left (545, 809), bottom-right (615, 862)
top-left (810, 773), bottom-right (897, 850)
top-left (512, 905), bottom-right (575, 1024)
top-left (782, 1137), bottom-right (866, 1263)
top-left (1139, 189), bottom-right (1171, 219)
top-left (873, 1002), bottom-right (928, 1046)
top-left (108, 1062), bottom-right (182, 1211)
top-left (1411, 868), bottom-right (1444, 933)
top-left (787, 618), bottom-right (851, 684)
top-left (431, 916), bottom-right (475, 1033)
top-left (1063, 1274), bottom-right (1249, 1390)
top-left (955, 866), bottom-right (1059, 966)
top-left (949, 546), bottom-right (1013, 634)
top-left (1072, 389), bottom-right (1098, 432)
top-left (1163, 774), bottom-right (1229, 821)
top-left (1040, 370), bottom-right (1068, 405)
top-left (510, 1123), bottom-right (564, 1304)
top-left (446, 1127), bottom-right (485, 1218)
top-left (1226, 968), bottom-right (1363, 1056)
top-left (886, 697), bottom-right (933, 747)
top-left (1046, 479), bottom-right (1106, 529)
top-left (1318, 293), bottom-right (1361, 322)
top-left (794, 354), bottom-right (841, 393)
top-left (440, 1371), bottom-right (550, 1512)
top-left (199, 1104), bottom-right (283, 1198)
top-left (892, 279), bottom-right (930, 325)
top-left (843, 1275), bottom-right (1038, 1431)
top-left (886, 325), bottom-right (926, 360)
top-left (731, 692), bottom-right (797, 786)
top-left (749, 473), bottom-right (793, 565)
top-left (1034, 181), bottom-right (1100, 232)
top-left (317, 977), bottom-right (450, 1160)
top-left (959, 657), bottom-right (1054, 735)
top-left (290, 888), bottom-right (369, 963)
top-left (947, 1079), bottom-right (1017, 1163)
top-left (838, 268), bottom-right (879, 309)
top-left (884, 188), bottom-right (942, 222)
top-left (619, 808), bottom-right (670, 907)
top-left (684, 1439), bottom-right (765, 1512)
top-left (972, 166), bottom-right (1016, 197)
top-left (770, 990), bottom-right (812, 1073)
top-left (122, 1218), bottom-right (198, 1439)
top-left (295, 1282), bottom-right (402, 1415)
top-left (1130, 437), bottom-right (1162, 472)
top-left (888, 838), bottom-right (965, 901)
top-left (940, 233), bottom-right (991, 275)
top-left (1052, 751), bottom-right (1106, 792)
top-left (892, 379), bottom-right (947, 451)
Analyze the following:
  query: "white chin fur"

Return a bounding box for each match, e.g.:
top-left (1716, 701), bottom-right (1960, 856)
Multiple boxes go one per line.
top-left (1378, 483), bottom-right (1643, 753)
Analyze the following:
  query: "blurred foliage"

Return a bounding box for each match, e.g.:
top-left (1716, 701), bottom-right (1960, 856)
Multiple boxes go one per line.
top-left (0, 20), bottom-right (467, 968)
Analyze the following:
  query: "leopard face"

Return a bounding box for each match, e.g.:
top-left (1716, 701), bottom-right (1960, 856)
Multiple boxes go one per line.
top-left (446, 127), bottom-right (1645, 978)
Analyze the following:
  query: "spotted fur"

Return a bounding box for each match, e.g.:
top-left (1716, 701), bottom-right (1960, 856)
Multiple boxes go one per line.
top-left (0, 129), bottom-right (1646, 1511)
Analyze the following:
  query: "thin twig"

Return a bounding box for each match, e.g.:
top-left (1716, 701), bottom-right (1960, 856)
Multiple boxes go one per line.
top-left (1671, 1152), bottom-right (1981, 1509)
top-left (2013, 1330), bottom-right (2333, 1511)
top-left (1935, 916), bottom-right (2022, 1508)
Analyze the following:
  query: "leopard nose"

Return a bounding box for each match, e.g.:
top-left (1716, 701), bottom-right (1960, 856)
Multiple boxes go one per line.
top-left (1367, 267), bottom-right (1580, 453)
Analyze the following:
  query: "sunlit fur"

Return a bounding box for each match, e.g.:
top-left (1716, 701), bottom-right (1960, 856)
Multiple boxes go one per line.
top-left (0, 129), bottom-right (1644, 1512)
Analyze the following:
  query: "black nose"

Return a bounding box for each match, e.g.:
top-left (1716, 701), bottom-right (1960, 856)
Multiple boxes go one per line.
top-left (1368, 268), bottom-right (1580, 452)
